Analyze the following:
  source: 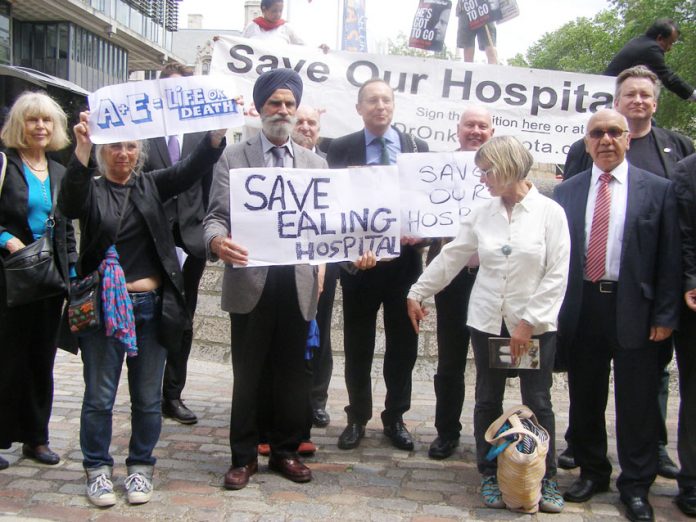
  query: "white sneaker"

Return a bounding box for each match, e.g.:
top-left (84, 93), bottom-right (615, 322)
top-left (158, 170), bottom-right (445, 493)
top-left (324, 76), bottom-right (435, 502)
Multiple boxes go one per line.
top-left (125, 471), bottom-right (153, 504)
top-left (86, 470), bottom-right (116, 507)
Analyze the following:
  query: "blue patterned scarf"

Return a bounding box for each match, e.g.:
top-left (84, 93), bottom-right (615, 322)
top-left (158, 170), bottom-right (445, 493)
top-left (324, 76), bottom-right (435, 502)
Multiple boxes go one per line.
top-left (99, 245), bottom-right (137, 356)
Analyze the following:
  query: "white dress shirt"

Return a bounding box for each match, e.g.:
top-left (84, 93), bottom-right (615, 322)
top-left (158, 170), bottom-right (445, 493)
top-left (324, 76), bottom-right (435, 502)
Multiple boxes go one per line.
top-left (408, 184), bottom-right (571, 335)
top-left (583, 160), bottom-right (628, 282)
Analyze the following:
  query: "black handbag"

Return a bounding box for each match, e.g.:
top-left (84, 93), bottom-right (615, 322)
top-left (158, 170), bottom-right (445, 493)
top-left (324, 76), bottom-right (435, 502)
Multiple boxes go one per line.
top-left (1, 158), bottom-right (67, 307)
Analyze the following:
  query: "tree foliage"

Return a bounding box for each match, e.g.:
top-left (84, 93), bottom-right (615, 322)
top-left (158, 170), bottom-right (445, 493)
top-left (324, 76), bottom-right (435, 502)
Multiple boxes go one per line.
top-left (512, 0), bottom-right (696, 137)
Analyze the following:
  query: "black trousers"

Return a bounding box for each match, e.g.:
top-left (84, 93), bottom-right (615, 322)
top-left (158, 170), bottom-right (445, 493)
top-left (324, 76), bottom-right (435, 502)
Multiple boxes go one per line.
top-left (341, 260), bottom-right (419, 426)
top-left (0, 293), bottom-right (63, 448)
top-left (433, 267), bottom-right (476, 441)
top-left (311, 263), bottom-right (338, 412)
top-left (675, 305), bottom-right (696, 489)
top-left (162, 227), bottom-right (207, 401)
top-left (228, 266), bottom-right (310, 467)
top-left (568, 282), bottom-right (659, 498)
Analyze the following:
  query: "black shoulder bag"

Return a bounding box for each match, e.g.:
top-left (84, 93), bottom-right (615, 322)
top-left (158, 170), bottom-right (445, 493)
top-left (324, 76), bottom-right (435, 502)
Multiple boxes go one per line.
top-left (2, 167), bottom-right (68, 307)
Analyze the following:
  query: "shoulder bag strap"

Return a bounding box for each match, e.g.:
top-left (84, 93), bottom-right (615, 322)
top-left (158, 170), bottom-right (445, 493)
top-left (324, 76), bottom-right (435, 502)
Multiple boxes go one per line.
top-left (76, 180), bottom-right (133, 275)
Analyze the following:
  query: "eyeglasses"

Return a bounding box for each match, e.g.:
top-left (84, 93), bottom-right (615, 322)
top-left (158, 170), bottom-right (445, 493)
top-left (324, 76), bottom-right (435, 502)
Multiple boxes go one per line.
top-left (587, 127), bottom-right (628, 140)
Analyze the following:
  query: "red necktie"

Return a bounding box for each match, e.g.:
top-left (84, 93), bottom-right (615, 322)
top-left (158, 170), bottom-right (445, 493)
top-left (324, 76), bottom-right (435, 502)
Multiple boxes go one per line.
top-left (586, 172), bottom-right (613, 282)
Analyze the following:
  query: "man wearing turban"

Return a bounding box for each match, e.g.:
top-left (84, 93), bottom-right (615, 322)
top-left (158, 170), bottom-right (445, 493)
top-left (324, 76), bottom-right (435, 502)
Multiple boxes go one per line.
top-left (204, 69), bottom-right (325, 490)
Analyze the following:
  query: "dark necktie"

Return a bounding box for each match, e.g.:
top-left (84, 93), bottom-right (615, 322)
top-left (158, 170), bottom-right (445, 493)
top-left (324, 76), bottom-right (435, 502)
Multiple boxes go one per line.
top-left (586, 172), bottom-right (613, 282)
top-left (271, 146), bottom-right (285, 168)
top-left (167, 135), bottom-right (180, 164)
top-left (378, 137), bottom-right (390, 165)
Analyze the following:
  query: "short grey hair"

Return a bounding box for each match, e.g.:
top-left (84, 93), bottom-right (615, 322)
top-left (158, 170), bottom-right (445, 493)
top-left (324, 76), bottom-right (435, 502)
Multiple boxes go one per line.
top-left (475, 135), bottom-right (533, 185)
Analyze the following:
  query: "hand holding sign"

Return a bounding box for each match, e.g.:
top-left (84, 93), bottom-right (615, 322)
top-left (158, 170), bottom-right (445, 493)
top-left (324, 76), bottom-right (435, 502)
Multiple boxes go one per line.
top-left (73, 111), bottom-right (93, 167)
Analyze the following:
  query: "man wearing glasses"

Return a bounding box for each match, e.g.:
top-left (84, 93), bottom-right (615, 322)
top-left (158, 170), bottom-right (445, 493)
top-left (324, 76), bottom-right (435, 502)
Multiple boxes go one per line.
top-left (554, 109), bottom-right (681, 522)
top-left (559, 66), bottom-right (694, 482)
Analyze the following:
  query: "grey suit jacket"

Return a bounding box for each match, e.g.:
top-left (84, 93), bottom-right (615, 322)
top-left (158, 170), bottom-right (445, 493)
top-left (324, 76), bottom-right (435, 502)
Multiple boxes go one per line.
top-left (204, 133), bottom-right (327, 320)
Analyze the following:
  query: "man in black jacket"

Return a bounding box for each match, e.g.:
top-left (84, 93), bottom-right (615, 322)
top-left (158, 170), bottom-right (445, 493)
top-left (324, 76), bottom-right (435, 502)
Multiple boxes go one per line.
top-left (605, 18), bottom-right (696, 102)
top-left (144, 63), bottom-right (212, 425)
top-left (561, 65), bottom-right (694, 481)
top-left (327, 78), bottom-right (428, 451)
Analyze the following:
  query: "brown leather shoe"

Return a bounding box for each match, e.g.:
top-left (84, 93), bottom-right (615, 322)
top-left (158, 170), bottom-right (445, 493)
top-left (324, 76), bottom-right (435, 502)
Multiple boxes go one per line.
top-left (268, 455), bottom-right (312, 483)
top-left (223, 460), bottom-right (258, 490)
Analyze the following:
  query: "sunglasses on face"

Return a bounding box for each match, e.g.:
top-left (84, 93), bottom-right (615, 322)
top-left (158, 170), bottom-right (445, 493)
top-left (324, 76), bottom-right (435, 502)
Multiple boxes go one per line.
top-left (587, 127), bottom-right (628, 140)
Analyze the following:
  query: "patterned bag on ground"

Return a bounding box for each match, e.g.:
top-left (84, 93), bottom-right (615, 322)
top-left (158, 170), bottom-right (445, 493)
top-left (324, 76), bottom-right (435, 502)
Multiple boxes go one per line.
top-left (484, 404), bottom-right (549, 513)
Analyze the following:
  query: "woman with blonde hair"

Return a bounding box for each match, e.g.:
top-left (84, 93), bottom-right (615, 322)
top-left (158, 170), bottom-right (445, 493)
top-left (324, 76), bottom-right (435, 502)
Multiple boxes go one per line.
top-left (407, 136), bottom-right (570, 513)
top-left (0, 92), bottom-right (76, 470)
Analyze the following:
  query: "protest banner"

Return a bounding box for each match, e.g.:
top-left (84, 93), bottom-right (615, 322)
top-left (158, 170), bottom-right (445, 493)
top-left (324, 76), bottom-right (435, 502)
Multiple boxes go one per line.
top-left (88, 75), bottom-right (245, 144)
top-left (409, 0), bottom-right (453, 53)
top-left (228, 166), bottom-right (401, 266)
top-left (498, 0), bottom-right (520, 24)
top-left (458, 0), bottom-right (501, 31)
top-left (399, 151), bottom-right (491, 238)
top-left (211, 36), bottom-right (615, 164)
top-left (342, 0), bottom-right (367, 52)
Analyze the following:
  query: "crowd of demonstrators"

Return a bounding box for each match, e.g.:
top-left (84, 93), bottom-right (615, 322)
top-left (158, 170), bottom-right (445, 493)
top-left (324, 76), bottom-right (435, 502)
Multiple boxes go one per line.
top-left (0, 92), bottom-right (76, 471)
top-left (605, 18), bottom-right (696, 103)
top-left (58, 112), bottom-right (226, 506)
top-left (3, 13), bottom-right (696, 521)
top-left (143, 62), bottom-right (212, 426)
top-left (408, 136), bottom-right (570, 513)
top-left (425, 106), bottom-right (494, 461)
top-left (327, 78), bottom-right (429, 453)
top-left (560, 65), bottom-right (693, 480)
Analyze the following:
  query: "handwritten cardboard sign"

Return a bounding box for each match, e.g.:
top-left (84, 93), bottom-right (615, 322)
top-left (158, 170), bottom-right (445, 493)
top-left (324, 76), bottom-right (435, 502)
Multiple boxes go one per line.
top-left (229, 166), bottom-right (401, 266)
top-left (399, 151), bottom-right (491, 237)
top-left (88, 75), bottom-right (245, 144)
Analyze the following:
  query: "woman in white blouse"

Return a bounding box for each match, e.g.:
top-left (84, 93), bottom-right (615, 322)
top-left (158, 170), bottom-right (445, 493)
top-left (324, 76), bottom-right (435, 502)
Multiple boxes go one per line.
top-left (407, 136), bottom-right (570, 513)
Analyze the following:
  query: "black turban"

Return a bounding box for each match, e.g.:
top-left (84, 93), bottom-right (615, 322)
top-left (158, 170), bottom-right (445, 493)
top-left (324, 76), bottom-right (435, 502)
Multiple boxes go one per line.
top-left (253, 69), bottom-right (303, 111)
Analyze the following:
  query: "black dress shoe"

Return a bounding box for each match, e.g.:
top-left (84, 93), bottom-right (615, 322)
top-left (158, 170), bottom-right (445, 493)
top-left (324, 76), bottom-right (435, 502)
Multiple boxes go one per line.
top-left (621, 496), bottom-right (654, 522)
top-left (558, 447), bottom-right (577, 470)
top-left (312, 408), bottom-right (330, 428)
top-left (676, 486), bottom-right (696, 517)
top-left (563, 478), bottom-right (609, 503)
top-left (383, 421), bottom-right (414, 451)
top-left (428, 436), bottom-right (459, 459)
top-left (0, 456), bottom-right (8, 470)
top-left (657, 452), bottom-right (679, 479)
top-left (162, 398), bottom-right (198, 425)
top-left (22, 444), bottom-right (60, 465)
top-left (337, 423), bottom-right (365, 449)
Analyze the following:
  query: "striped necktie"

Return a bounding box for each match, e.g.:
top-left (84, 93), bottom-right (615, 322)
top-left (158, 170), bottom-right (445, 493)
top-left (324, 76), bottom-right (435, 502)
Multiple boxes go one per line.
top-left (585, 172), bottom-right (613, 282)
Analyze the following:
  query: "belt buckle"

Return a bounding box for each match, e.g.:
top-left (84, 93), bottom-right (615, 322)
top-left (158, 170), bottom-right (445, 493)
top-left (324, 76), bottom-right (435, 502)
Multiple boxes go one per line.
top-left (598, 281), bottom-right (613, 294)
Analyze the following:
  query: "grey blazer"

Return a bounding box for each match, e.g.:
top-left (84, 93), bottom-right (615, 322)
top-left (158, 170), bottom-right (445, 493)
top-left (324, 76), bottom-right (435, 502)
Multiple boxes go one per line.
top-left (204, 133), bottom-right (328, 320)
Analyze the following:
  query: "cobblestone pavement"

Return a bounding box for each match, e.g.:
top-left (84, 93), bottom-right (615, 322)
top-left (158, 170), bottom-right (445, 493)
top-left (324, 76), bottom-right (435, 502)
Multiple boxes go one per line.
top-left (0, 351), bottom-right (686, 521)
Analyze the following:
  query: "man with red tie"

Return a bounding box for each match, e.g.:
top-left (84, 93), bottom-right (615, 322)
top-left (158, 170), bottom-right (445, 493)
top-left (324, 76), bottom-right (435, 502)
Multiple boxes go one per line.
top-left (553, 109), bottom-right (681, 522)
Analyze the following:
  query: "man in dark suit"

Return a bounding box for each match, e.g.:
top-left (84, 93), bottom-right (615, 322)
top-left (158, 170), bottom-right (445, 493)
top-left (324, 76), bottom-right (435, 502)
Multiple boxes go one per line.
top-left (554, 109), bottom-right (681, 522)
top-left (327, 78), bottom-right (428, 451)
top-left (204, 69), bottom-right (324, 490)
top-left (605, 18), bottom-right (696, 102)
top-left (672, 153), bottom-right (696, 517)
top-left (291, 105), bottom-right (335, 431)
top-left (144, 62), bottom-right (211, 425)
top-left (426, 105), bottom-right (494, 460)
top-left (560, 65), bottom-right (693, 478)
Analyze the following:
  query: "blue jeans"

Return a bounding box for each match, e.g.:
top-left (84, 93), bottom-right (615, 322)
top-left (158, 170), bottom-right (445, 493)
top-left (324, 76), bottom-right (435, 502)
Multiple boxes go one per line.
top-left (80, 290), bottom-right (167, 470)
